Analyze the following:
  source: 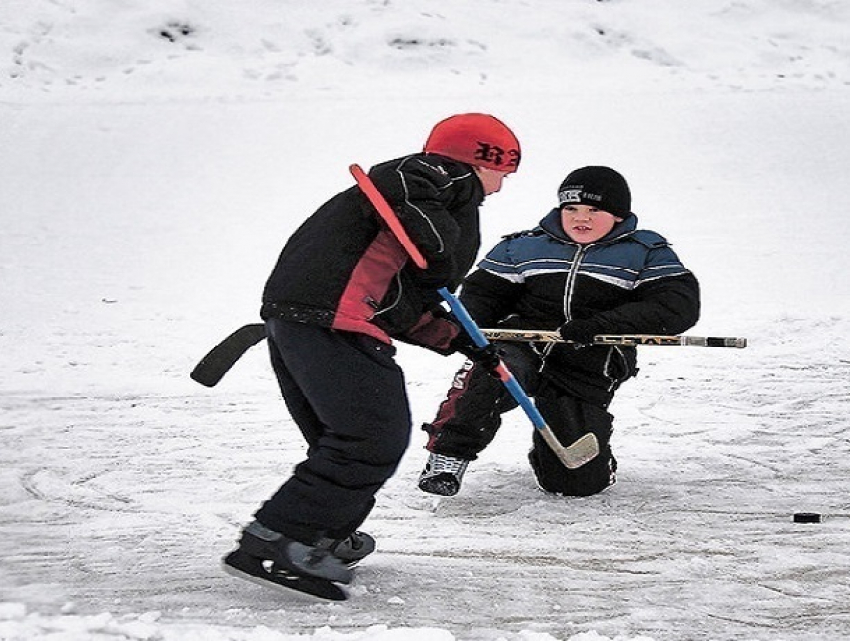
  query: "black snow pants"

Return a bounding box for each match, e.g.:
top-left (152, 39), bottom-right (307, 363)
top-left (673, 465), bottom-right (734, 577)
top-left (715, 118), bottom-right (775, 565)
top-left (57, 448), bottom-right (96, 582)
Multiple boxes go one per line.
top-left (254, 318), bottom-right (411, 542)
top-left (423, 342), bottom-right (617, 497)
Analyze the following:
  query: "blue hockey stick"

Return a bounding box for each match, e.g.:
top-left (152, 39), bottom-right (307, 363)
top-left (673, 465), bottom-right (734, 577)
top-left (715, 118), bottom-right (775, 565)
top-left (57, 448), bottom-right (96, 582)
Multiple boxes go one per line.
top-left (350, 163), bottom-right (598, 469)
top-left (438, 288), bottom-right (599, 469)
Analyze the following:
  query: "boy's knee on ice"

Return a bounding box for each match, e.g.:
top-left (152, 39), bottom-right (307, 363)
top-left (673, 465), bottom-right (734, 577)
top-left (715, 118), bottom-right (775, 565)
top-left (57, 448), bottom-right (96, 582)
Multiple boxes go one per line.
top-left (531, 393), bottom-right (616, 496)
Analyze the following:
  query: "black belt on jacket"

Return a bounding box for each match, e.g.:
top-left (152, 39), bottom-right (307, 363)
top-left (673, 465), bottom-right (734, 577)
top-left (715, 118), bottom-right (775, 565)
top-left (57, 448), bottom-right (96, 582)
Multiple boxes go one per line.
top-left (260, 301), bottom-right (335, 326)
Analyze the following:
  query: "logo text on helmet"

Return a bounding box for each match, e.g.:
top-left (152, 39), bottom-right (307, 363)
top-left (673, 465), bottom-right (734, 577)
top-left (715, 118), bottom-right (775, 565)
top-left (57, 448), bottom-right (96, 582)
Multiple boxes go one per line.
top-left (558, 189), bottom-right (582, 203)
top-left (559, 189), bottom-right (603, 204)
top-left (473, 142), bottom-right (520, 169)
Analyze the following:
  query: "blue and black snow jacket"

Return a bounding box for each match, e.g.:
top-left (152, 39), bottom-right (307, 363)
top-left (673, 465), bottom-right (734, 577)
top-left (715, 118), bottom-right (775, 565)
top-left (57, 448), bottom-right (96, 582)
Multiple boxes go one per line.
top-left (459, 208), bottom-right (700, 394)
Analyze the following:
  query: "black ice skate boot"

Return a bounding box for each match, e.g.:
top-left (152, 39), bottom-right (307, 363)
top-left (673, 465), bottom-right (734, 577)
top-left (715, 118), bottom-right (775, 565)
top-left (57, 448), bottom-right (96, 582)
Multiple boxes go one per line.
top-left (223, 520), bottom-right (353, 600)
top-left (326, 531), bottom-right (376, 566)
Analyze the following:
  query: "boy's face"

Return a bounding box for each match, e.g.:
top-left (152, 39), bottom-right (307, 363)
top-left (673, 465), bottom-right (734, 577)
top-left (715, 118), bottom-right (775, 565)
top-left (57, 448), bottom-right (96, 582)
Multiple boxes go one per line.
top-left (473, 167), bottom-right (510, 196)
top-left (560, 204), bottom-right (623, 244)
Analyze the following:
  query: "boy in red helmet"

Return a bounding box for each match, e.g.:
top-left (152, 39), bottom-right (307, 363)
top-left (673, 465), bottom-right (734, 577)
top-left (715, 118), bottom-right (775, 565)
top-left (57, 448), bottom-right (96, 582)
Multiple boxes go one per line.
top-left (223, 113), bottom-right (520, 599)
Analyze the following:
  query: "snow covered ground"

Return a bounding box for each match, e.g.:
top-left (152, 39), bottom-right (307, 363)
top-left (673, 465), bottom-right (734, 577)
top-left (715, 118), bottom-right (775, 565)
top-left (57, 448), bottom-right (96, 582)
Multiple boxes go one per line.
top-left (2, 1), bottom-right (850, 639)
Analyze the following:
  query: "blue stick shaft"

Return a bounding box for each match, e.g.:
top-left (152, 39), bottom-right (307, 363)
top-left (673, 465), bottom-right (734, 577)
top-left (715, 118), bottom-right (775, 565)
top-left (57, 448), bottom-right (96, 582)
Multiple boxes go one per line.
top-left (351, 167), bottom-right (597, 467)
top-left (438, 287), bottom-right (546, 431)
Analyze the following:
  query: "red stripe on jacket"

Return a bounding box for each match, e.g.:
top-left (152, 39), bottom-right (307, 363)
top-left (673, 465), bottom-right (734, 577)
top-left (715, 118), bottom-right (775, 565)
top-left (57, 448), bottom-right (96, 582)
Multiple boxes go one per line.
top-left (332, 229), bottom-right (408, 343)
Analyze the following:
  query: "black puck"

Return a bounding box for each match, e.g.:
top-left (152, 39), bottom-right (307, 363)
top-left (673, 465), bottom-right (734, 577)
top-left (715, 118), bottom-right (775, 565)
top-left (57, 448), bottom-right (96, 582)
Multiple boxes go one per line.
top-left (793, 512), bottom-right (822, 523)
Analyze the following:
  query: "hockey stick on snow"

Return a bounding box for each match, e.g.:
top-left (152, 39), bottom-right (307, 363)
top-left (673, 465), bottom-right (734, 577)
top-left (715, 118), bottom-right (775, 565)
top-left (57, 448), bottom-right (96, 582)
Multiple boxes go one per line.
top-left (350, 163), bottom-right (599, 469)
top-left (481, 329), bottom-right (747, 348)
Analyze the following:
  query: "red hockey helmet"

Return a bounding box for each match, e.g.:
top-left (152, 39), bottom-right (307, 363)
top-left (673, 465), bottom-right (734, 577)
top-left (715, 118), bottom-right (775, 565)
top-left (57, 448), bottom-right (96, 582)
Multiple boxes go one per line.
top-left (424, 113), bottom-right (521, 173)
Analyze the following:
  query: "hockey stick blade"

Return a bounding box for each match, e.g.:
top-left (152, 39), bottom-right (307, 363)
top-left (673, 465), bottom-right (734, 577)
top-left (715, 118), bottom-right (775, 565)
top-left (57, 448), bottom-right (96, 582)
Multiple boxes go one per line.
top-left (540, 431), bottom-right (599, 469)
top-left (481, 329), bottom-right (747, 348)
top-left (190, 323), bottom-right (267, 387)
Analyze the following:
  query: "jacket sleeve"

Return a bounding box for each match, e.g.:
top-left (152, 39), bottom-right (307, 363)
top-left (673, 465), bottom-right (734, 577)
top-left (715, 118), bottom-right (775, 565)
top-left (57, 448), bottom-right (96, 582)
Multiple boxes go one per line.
top-left (458, 238), bottom-right (527, 327)
top-left (393, 309), bottom-right (462, 355)
top-left (366, 156), bottom-right (475, 284)
top-left (395, 236), bottom-right (528, 353)
top-left (585, 244), bottom-right (701, 335)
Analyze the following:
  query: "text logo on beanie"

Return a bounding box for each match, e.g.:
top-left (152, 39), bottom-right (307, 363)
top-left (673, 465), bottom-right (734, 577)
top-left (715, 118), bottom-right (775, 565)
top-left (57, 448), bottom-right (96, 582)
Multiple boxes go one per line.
top-left (424, 113), bottom-right (521, 173)
top-left (557, 166), bottom-right (631, 217)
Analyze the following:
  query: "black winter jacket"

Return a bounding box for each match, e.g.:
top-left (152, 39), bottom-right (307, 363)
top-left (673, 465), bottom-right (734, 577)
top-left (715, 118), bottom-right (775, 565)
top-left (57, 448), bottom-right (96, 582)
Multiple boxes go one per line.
top-left (460, 208), bottom-right (701, 396)
top-left (261, 154), bottom-right (485, 350)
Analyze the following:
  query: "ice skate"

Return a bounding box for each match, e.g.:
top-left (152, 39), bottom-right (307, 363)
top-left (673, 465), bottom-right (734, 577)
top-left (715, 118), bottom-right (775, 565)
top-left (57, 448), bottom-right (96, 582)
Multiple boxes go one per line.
top-left (417, 452), bottom-right (470, 496)
top-left (222, 521), bottom-right (353, 601)
top-left (327, 530), bottom-right (376, 566)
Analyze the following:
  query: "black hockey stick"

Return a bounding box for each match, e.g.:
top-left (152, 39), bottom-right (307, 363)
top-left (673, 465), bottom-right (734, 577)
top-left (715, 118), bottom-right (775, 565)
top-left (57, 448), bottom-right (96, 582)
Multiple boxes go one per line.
top-left (190, 324), bottom-right (748, 388)
top-left (481, 329), bottom-right (747, 348)
top-left (190, 323), bottom-right (266, 387)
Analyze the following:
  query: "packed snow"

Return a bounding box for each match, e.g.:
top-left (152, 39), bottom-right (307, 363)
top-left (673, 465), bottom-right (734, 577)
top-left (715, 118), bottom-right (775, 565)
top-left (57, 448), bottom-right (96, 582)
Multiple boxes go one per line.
top-left (2, 1), bottom-right (849, 640)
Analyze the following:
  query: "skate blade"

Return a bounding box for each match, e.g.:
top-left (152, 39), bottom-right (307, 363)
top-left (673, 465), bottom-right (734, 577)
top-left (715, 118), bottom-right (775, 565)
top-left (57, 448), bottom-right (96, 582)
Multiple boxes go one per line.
top-left (222, 550), bottom-right (348, 602)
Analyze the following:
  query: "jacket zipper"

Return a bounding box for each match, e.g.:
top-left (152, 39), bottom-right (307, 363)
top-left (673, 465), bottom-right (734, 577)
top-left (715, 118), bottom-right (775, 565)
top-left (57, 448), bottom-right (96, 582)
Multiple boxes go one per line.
top-left (372, 271), bottom-right (403, 317)
top-left (538, 242), bottom-right (589, 370)
top-left (563, 243), bottom-right (589, 322)
top-left (603, 346), bottom-right (626, 392)
top-left (563, 242), bottom-right (621, 389)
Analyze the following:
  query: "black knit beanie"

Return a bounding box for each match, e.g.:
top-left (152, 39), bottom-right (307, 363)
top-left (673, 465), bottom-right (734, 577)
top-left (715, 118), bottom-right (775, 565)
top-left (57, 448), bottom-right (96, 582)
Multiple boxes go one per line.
top-left (557, 166), bottom-right (631, 217)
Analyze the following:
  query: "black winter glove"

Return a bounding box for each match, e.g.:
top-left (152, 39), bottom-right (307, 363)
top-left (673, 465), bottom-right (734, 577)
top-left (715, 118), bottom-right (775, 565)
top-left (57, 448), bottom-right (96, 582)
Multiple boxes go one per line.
top-left (464, 343), bottom-right (502, 373)
top-left (450, 332), bottom-right (502, 375)
top-left (558, 319), bottom-right (603, 345)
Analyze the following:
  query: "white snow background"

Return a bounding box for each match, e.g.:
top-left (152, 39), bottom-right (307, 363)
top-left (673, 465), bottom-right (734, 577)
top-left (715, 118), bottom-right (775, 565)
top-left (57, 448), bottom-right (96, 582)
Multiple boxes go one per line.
top-left (2, 1), bottom-right (850, 640)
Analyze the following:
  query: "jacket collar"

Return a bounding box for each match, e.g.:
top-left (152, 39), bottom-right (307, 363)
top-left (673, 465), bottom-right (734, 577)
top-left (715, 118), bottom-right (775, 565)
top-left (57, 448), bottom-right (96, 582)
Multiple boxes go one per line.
top-left (539, 207), bottom-right (638, 244)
